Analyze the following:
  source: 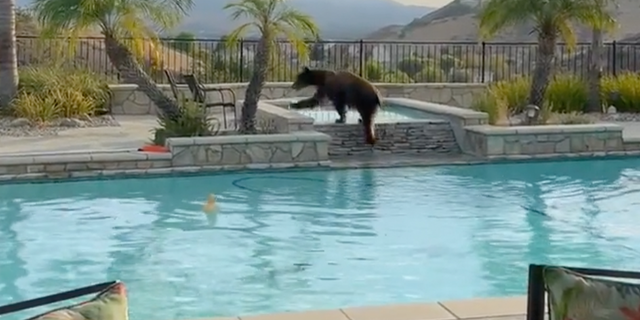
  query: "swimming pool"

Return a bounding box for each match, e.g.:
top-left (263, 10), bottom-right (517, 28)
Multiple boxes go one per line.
top-left (1, 159), bottom-right (640, 320)
top-left (291, 104), bottom-right (431, 124)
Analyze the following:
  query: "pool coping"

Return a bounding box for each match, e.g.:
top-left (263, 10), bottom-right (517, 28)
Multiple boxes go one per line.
top-left (191, 296), bottom-right (531, 320)
top-left (2, 148), bottom-right (640, 184)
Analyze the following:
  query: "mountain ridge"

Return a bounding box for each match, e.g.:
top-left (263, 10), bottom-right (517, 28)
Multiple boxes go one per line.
top-left (367, 0), bottom-right (640, 42)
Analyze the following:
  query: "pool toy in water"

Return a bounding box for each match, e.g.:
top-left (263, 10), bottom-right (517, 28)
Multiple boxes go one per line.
top-left (202, 194), bottom-right (217, 213)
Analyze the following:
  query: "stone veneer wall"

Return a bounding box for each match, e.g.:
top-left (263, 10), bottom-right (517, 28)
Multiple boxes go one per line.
top-left (465, 124), bottom-right (625, 157)
top-left (167, 131), bottom-right (330, 167)
top-left (109, 82), bottom-right (486, 115)
top-left (314, 120), bottom-right (459, 157)
top-left (0, 152), bottom-right (173, 180)
top-left (0, 132), bottom-right (332, 181)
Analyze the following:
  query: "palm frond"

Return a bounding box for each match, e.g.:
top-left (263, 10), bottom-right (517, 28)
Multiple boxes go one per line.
top-left (478, 0), bottom-right (535, 40)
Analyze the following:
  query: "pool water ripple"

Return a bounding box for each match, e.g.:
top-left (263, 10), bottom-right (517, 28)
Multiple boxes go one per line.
top-left (2, 159), bottom-right (640, 320)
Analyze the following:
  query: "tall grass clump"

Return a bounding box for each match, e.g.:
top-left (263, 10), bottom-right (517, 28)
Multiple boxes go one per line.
top-left (601, 73), bottom-right (640, 113)
top-left (10, 66), bottom-right (111, 123)
top-left (545, 74), bottom-right (588, 113)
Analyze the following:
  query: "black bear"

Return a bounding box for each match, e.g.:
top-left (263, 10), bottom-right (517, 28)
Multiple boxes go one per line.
top-left (290, 67), bottom-right (381, 145)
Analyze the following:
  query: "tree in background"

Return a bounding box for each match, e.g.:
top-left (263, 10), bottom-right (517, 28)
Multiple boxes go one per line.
top-left (33, 0), bottom-right (195, 120)
top-left (224, 0), bottom-right (319, 133)
top-left (0, 0), bottom-right (18, 108)
top-left (479, 0), bottom-right (616, 111)
top-left (587, 0), bottom-right (616, 113)
top-left (170, 31), bottom-right (197, 53)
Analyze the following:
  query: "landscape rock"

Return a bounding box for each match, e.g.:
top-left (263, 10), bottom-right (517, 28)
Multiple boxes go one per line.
top-left (57, 118), bottom-right (85, 127)
top-left (8, 118), bottom-right (31, 127)
top-left (0, 115), bottom-right (120, 137)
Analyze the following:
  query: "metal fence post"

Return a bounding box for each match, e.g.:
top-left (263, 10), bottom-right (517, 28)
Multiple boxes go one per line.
top-left (480, 41), bottom-right (486, 83)
top-left (358, 39), bottom-right (364, 77)
top-left (239, 38), bottom-right (244, 81)
top-left (611, 40), bottom-right (617, 77)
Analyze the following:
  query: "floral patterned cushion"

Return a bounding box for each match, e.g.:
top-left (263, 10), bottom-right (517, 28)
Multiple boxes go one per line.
top-left (544, 267), bottom-right (640, 320)
top-left (26, 282), bottom-right (128, 320)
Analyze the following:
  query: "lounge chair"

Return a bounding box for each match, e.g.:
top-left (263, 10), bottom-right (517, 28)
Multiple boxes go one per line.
top-left (527, 264), bottom-right (640, 320)
top-left (182, 74), bottom-right (238, 129)
top-left (0, 281), bottom-right (118, 316)
top-left (163, 69), bottom-right (182, 101)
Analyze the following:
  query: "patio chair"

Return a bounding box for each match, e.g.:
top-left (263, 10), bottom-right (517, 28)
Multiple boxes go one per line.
top-left (182, 74), bottom-right (238, 129)
top-left (0, 281), bottom-right (117, 316)
top-left (164, 69), bottom-right (182, 101)
top-left (526, 264), bottom-right (640, 320)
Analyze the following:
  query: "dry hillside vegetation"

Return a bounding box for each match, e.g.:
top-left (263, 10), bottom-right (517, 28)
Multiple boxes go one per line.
top-left (368, 0), bottom-right (640, 42)
top-left (15, 11), bottom-right (197, 79)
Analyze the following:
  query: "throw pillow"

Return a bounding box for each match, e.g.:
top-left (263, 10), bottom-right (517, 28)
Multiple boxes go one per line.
top-left (26, 281), bottom-right (128, 320)
top-left (544, 266), bottom-right (640, 320)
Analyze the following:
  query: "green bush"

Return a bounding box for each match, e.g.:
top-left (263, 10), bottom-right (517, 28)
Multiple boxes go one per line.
top-left (396, 57), bottom-right (428, 77)
top-left (449, 69), bottom-right (474, 83)
top-left (153, 100), bottom-right (220, 146)
top-left (472, 73), bottom-right (640, 124)
top-left (415, 65), bottom-right (446, 82)
top-left (11, 66), bottom-right (110, 122)
top-left (545, 74), bottom-right (588, 113)
top-left (382, 71), bottom-right (413, 83)
top-left (601, 73), bottom-right (640, 112)
top-left (471, 90), bottom-right (509, 125)
top-left (490, 77), bottom-right (531, 113)
top-left (362, 61), bottom-right (385, 82)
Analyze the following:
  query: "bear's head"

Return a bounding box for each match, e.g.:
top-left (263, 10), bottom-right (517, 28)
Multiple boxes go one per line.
top-left (291, 67), bottom-right (331, 90)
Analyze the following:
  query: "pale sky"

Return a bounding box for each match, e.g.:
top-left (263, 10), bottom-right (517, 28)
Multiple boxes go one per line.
top-left (393, 0), bottom-right (454, 7)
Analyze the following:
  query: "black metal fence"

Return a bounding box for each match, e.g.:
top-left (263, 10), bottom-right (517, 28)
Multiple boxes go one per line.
top-left (15, 36), bottom-right (640, 84)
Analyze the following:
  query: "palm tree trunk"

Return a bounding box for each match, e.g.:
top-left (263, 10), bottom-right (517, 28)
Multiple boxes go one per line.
top-left (103, 34), bottom-right (180, 119)
top-left (586, 28), bottom-right (604, 113)
top-left (529, 32), bottom-right (556, 108)
top-left (241, 36), bottom-right (271, 133)
top-left (0, 0), bottom-right (18, 108)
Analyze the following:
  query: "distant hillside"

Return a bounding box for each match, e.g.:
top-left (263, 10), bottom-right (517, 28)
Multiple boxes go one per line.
top-left (367, 0), bottom-right (640, 42)
top-left (17, 0), bottom-right (435, 40)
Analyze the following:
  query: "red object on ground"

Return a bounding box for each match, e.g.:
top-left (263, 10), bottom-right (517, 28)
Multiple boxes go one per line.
top-left (138, 145), bottom-right (169, 153)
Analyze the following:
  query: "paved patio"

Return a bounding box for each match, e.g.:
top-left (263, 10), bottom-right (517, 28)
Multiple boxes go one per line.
top-left (209, 296), bottom-right (531, 320)
top-left (4, 115), bottom-right (640, 157)
top-left (1, 115), bottom-right (157, 155)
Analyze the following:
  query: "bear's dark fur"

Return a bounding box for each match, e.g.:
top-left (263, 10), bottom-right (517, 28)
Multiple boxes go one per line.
top-left (290, 67), bottom-right (381, 145)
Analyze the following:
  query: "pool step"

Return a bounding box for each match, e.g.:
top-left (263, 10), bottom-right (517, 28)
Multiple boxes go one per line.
top-left (314, 120), bottom-right (460, 157)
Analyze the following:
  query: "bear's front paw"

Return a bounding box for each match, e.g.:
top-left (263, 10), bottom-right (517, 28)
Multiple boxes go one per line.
top-left (335, 118), bottom-right (346, 124)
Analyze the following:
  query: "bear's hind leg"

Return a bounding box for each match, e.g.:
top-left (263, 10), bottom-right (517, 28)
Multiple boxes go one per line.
top-left (333, 99), bottom-right (347, 124)
top-left (359, 111), bottom-right (376, 145)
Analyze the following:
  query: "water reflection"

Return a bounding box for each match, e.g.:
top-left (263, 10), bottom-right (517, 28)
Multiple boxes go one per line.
top-left (452, 159), bottom-right (639, 296)
top-left (0, 200), bottom-right (27, 305)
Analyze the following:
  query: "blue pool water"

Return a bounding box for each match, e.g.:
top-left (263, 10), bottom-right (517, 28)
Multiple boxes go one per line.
top-left (2, 159), bottom-right (640, 320)
top-left (292, 104), bottom-right (430, 124)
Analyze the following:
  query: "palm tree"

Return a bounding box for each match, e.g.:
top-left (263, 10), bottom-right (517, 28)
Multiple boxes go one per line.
top-left (32, 0), bottom-right (195, 119)
top-left (224, 0), bottom-right (319, 133)
top-left (0, 0), bottom-right (18, 109)
top-left (586, 0), bottom-right (617, 113)
top-left (479, 0), bottom-right (615, 111)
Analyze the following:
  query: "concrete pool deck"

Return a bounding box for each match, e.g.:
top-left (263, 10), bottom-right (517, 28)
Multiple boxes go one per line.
top-left (1, 115), bottom-right (158, 155)
top-left (3, 115), bottom-right (640, 156)
top-left (206, 296), bottom-right (533, 320)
